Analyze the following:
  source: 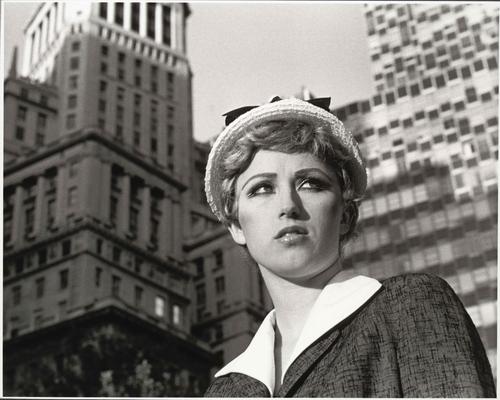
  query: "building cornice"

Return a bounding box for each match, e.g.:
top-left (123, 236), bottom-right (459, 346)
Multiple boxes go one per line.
top-left (4, 128), bottom-right (187, 192)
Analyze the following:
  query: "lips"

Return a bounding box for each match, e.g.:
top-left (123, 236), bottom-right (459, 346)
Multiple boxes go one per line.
top-left (274, 225), bottom-right (308, 239)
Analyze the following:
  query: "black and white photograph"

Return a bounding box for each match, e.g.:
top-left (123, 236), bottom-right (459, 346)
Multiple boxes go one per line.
top-left (2, 1), bottom-right (498, 397)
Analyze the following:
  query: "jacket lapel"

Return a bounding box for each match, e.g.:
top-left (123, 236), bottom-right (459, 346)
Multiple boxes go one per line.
top-left (276, 328), bottom-right (342, 397)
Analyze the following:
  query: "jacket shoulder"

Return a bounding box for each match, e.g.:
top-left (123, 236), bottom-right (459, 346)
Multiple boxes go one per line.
top-left (381, 273), bottom-right (454, 301)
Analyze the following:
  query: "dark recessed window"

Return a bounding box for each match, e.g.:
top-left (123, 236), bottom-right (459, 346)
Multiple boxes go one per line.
top-left (114, 2), bottom-right (124, 25)
top-left (69, 57), bottom-right (80, 71)
top-left (62, 239), bottom-right (71, 256)
top-left (403, 118), bottom-right (413, 128)
top-left (378, 126), bottom-right (388, 136)
top-left (131, 3), bottom-right (140, 32)
top-left (410, 83), bottom-right (420, 97)
top-left (454, 101), bottom-right (465, 112)
top-left (428, 109), bottom-right (439, 120)
top-left (465, 87), bottom-right (477, 103)
top-left (473, 59), bottom-right (484, 72)
top-left (36, 277), bottom-right (45, 298)
top-left (435, 74), bottom-right (445, 88)
top-left (59, 269), bottom-right (69, 289)
top-left (99, 3), bottom-right (107, 19)
top-left (487, 57), bottom-right (498, 70)
top-left (15, 126), bottom-right (25, 140)
top-left (447, 68), bottom-right (458, 80)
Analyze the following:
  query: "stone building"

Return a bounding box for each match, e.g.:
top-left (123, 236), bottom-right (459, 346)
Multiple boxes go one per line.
top-left (3, 2), bottom-right (214, 396)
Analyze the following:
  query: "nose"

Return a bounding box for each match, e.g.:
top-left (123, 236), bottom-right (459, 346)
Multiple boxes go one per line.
top-left (278, 186), bottom-right (302, 219)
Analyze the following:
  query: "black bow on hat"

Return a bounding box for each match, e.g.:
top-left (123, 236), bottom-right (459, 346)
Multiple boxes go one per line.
top-left (222, 96), bottom-right (332, 126)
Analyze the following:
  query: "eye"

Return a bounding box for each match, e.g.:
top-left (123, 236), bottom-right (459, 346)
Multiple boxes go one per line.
top-left (298, 177), bottom-right (328, 191)
top-left (247, 181), bottom-right (275, 197)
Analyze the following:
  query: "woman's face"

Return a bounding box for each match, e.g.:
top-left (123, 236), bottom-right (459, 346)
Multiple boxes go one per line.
top-left (228, 150), bottom-right (347, 282)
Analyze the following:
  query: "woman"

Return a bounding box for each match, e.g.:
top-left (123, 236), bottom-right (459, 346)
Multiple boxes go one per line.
top-left (203, 97), bottom-right (495, 397)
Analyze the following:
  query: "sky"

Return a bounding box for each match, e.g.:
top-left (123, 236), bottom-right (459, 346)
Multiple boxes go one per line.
top-left (3, 2), bottom-right (374, 142)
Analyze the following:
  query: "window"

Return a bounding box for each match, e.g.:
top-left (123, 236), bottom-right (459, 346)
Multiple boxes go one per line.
top-left (67, 95), bottom-right (77, 109)
top-left (100, 62), bottom-right (108, 74)
top-left (214, 249), bottom-right (223, 269)
top-left (155, 296), bottom-right (165, 317)
top-left (95, 267), bottom-right (102, 287)
top-left (99, 3), bottom-right (107, 19)
top-left (36, 277), bottom-right (45, 298)
top-left (131, 3), bottom-right (140, 32)
top-left (194, 257), bottom-right (204, 277)
top-left (17, 105), bottom-right (27, 121)
top-left (25, 205), bottom-right (35, 234)
top-left (59, 269), bottom-right (69, 289)
top-left (435, 75), bottom-right (445, 88)
top-left (69, 75), bottom-right (78, 89)
top-left (473, 59), bottom-right (484, 72)
top-left (215, 276), bottom-right (225, 294)
top-left (67, 187), bottom-right (77, 207)
top-left (62, 239), bottom-right (71, 256)
top-left (13, 286), bottom-right (21, 305)
top-left (38, 248), bottom-right (47, 265)
top-left (410, 83), bottom-right (420, 97)
top-left (147, 3), bottom-right (156, 39)
top-left (66, 114), bottom-right (76, 129)
top-left (112, 275), bottom-right (121, 297)
top-left (71, 41), bottom-right (80, 52)
top-left (114, 2), bottom-right (124, 25)
top-left (487, 57), bottom-right (498, 70)
top-left (70, 57), bottom-right (79, 70)
top-left (112, 246), bottom-right (121, 263)
top-left (16, 126), bottom-right (25, 140)
top-left (98, 99), bottom-right (106, 113)
top-left (447, 68), bottom-right (458, 81)
top-left (172, 304), bottom-right (182, 325)
top-left (465, 87), bottom-right (477, 103)
top-left (162, 5), bottom-right (171, 45)
top-left (99, 80), bottom-right (107, 92)
top-left (196, 284), bottom-right (206, 305)
top-left (134, 286), bottom-right (143, 307)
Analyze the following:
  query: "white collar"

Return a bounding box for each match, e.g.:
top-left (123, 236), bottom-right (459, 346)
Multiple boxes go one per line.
top-left (214, 275), bottom-right (382, 395)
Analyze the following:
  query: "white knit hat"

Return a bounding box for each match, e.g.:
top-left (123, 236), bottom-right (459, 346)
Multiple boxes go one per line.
top-left (205, 97), bottom-right (367, 222)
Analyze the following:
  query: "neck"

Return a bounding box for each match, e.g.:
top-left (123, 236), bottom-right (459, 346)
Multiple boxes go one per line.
top-left (260, 259), bottom-right (347, 337)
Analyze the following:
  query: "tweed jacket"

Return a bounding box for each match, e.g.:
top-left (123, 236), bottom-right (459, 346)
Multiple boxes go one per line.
top-left (205, 273), bottom-right (495, 397)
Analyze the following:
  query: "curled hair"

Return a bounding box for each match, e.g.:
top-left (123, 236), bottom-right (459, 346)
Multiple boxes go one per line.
top-left (219, 120), bottom-right (360, 249)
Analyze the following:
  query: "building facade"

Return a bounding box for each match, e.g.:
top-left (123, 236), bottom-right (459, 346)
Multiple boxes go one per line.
top-left (335, 3), bottom-right (498, 372)
top-left (4, 2), bottom-right (214, 396)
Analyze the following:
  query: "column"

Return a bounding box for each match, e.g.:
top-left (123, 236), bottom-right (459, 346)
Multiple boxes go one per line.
top-left (172, 200), bottom-right (181, 260)
top-left (47, 6), bottom-right (55, 44)
top-left (164, 196), bottom-right (174, 256)
top-left (32, 28), bottom-right (40, 65)
top-left (34, 175), bottom-right (45, 234)
top-left (123, 2), bottom-right (131, 30)
top-left (24, 33), bottom-right (33, 73)
top-left (107, 2), bottom-right (115, 24)
top-left (56, 2), bottom-right (64, 32)
top-left (80, 157), bottom-right (95, 217)
top-left (139, 185), bottom-right (151, 243)
top-left (101, 161), bottom-right (111, 223)
top-left (159, 196), bottom-right (169, 256)
top-left (11, 185), bottom-right (24, 244)
top-left (155, 3), bottom-right (162, 44)
top-left (118, 174), bottom-right (130, 233)
top-left (139, 2), bottom-right (147, 37)
top-left (55, 164), bottom-right (67, 225)
top-left (40, 13), bottom-right (48, 54)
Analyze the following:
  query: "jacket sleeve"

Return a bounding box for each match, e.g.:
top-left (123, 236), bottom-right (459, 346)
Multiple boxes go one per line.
top-left (392, 274), bottom-right (496, 398)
